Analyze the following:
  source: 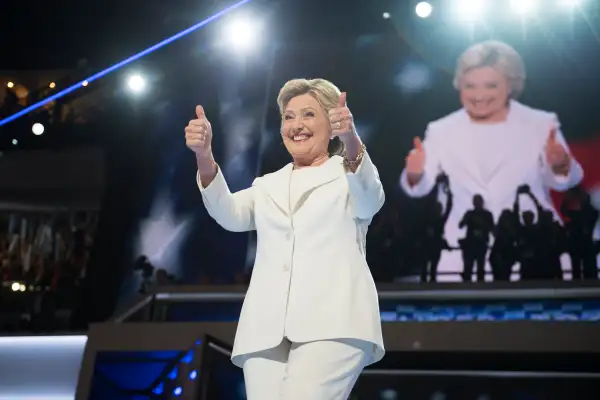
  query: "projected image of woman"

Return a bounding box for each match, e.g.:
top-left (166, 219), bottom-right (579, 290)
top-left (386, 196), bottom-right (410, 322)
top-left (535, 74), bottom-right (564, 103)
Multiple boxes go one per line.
top-left (185, 79), bottom-right (384, 399)
top-left (400, 40), bottom-right (584, 281)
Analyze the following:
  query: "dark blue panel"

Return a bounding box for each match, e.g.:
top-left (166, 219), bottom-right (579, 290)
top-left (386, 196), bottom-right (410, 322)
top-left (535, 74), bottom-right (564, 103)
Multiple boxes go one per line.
top-left (94, 361), bottom-right (170, 391)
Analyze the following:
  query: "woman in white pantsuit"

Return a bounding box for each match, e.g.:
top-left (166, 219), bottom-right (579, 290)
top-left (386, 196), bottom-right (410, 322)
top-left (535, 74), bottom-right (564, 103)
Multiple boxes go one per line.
top-left (185, 78), bottom-right (385, 399)
top-left (400, 40), bottom-right (584, 279)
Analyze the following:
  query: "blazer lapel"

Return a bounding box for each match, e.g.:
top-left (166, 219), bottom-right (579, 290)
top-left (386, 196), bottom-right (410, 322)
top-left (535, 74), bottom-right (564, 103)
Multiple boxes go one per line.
top-left (290, 156), bottom-right (343, 214)
top-left (255, 163), bottom-right (294, 216)
top-left (486, 101), bottom-right (527, 187)
top-left (452, 111), bottom-right (488, 191)
top-left (255, 156), bottom-right (344, 216)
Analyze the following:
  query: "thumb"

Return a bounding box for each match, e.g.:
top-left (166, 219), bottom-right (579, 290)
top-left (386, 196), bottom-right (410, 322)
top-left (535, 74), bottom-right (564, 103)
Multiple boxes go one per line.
top-left (196, 105), bottom-right (205, 119)
top-left (548, 126), bottom-right (558, 144)
top-left (338, 92), bottom-right (347, 108)
top-left (413, 137), bottom-right (424, 152)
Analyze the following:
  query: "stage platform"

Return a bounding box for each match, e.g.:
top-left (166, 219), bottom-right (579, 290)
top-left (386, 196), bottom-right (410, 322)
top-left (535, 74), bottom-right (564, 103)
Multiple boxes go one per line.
top-left (71, 281), bottom-right (600, 399)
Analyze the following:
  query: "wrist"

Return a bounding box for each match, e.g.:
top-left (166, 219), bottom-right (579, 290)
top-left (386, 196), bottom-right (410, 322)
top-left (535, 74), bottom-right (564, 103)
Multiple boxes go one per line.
top-left (339, 130), bottom-right (359, 145)
top-left (551, 155), bottom-right (571, 176)
top-left (407, 172), bottom-right (423, 187)
top-left (196, 153), bottom-right (216, 174)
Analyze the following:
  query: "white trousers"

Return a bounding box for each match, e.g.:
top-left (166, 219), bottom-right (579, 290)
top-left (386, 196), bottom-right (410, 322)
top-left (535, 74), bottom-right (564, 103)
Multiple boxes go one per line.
top-left (241, 338), bottom-right (372, 400)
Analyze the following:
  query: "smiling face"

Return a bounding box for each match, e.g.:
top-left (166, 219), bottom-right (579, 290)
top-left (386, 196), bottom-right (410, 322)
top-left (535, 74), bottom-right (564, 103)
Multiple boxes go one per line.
top-left (281, 93), bottom-right (331, 166)
top-left (459, 66), bottom-right (511, 122)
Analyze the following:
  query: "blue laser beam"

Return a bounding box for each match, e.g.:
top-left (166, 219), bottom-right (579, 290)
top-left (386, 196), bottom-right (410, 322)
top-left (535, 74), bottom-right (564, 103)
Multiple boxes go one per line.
top-left (0, 0), bottom-right (252, 128)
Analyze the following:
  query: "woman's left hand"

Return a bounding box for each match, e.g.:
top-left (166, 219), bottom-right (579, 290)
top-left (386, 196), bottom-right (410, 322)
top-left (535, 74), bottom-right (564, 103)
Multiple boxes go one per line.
top-left (328, 92), bottom-right (356, 142)
top-left (545, 127), bottom-right (571, 175)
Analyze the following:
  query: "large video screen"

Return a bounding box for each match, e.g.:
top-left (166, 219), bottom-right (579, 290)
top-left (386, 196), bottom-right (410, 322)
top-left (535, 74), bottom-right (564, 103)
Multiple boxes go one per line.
top-left (255, 22), bottom-right (600, 285)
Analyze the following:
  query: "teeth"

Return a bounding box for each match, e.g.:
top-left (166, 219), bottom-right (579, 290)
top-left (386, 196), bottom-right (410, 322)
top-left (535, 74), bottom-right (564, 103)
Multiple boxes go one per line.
top-left (293, 135), bottom-right (309, 141)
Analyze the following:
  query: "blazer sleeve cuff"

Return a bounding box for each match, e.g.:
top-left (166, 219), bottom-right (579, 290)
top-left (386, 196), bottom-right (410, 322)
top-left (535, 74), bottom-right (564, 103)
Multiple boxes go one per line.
top-left (345, 151), bottom-right (385, 218)
top-left (399, 169), bottom-right (436, 198)
top-left (542, 158), bottom-right (584, 192)
top-left (196, 165), bottom-right (229, 206)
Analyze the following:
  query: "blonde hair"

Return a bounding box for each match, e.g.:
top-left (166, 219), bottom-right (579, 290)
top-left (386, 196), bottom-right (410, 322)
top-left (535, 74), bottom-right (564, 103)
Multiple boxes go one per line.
top-left (453, 40), bottom-right (526, 98)
top-left (277, 78), bottom-right (345, 156)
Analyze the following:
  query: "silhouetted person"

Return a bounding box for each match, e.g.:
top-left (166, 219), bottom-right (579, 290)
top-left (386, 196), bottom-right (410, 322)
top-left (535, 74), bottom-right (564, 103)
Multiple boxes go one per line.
top-left (538, 209), bottom-right (566, 280)
top-left (367, 207), bottom-right (397, 282)
top-left (562, 188), bottom-right (599, 280)
top-left (512, 185), bottom-right (564, 280)
top-left (459, 194), bottom-right (494, 282)
top-left (489, 209), bottom-right (519, 281)
top-left (421, 175), bottom-right (453, 283)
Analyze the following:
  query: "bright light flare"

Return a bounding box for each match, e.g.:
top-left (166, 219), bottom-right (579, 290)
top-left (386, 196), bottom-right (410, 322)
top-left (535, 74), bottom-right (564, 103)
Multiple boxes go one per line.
top-left (223, 17), bottom-right (261, 51)
top-left (558, 0), bottom-right (581, 7)
top-left (415, 2), bottom-right (433, 18)
top-left (0, 0), bottom-right (252, 127)
top-left (454, 0), bottom-right (487, 21)
top-left (510, 0), bottom-right (538, 15)
top-left (7, 82), bottom-right (14, 88)
top-left (32, 123), bottom-right (44, 136)
top-left (127, 74), bottom-right (146, 93)
top-left (382, 12), bottom-right (391, 19)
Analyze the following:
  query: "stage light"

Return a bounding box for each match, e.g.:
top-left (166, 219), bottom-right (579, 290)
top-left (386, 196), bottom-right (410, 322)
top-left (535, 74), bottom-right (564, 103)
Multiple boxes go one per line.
top-left (11, 139), bottom-right (17, 146)
top-left (454, 0), bottom-right (486, 21)
top-left (49, 82), bottom-right (56, 89)
top-left (19, 284), bottom-right (26, 292)
top-left (0, 0), bottom-right (252, 127)
top-left (11, 282), bottom-right (20, 292)
top-left (32, 123), bottom-right (44, 136)
top-left (383, 12), bottom-right (391, 19)
top-left (223, 16), bottom-right (262, 52)
top-left (415, 2), bottom-right (433, 18)
top-left (127, 74), bottom-right (146, 93)
top-left (189, 370), bottom-right (198, 380)
top-left (7, 82), bottom-right (14, 88)
top-left (510, 0), bottom-right (538, 15)
top-left (173, 387), bottom-right (182, 396)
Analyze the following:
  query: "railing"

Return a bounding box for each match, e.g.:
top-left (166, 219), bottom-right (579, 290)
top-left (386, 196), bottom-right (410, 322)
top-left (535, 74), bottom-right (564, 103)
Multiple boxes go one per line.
top-left (113, 280), bottom-right (600, 323)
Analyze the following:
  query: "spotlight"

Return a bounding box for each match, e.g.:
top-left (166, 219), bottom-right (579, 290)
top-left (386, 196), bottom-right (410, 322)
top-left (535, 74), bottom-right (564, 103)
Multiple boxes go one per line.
top-left (11, 139), bottom-right (18, 146)
top-left (383, 12), bottom-right (391, 19)
top-left (415, 2), bottom-right (433, 18)
top-left (11, 282), bottom-right (20, 292)
top-left (510, 0), bottom-right (538, 15)
top-left (32, 123), bottom-right (45, 136)
top-left (49, 82), bottom-right (56, 89)
top-left (7, 82), bottom-right (14, 88)
top-left (127, 74), bottom-right (146, 93)
top-left (454, 0), bottom-right (486, 21)
top-left (223, 16), bottom-right (262, 51)
top-left (82, 80), bottom-right (89, 87)
top-left (19, 284), bottom-right (26, 292)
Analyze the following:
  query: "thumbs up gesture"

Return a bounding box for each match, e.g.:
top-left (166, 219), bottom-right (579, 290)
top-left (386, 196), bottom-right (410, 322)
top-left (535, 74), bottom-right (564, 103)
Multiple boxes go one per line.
top-left (185, 105), bottom-right (213, 159)
top-left (405, 137), bottom-right (426, 184)
top-left (328, 92), bottom-right (356, 141)
top-left (545, 127), bottom-right (570, 175)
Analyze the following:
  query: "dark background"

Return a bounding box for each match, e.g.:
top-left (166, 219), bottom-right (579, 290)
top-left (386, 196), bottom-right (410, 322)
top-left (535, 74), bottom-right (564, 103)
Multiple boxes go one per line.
top-left (1, 0), bottom-right (599, 325)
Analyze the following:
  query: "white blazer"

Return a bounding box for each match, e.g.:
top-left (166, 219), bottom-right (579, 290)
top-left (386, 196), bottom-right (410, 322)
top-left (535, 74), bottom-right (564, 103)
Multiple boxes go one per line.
top-left (198, 153), bottom-right (385, 367)
top-left (400, 100), bottom-right (584, 247)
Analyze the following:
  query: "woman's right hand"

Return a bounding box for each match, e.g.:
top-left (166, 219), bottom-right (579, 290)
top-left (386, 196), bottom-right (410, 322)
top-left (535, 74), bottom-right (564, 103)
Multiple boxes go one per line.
top-left (405, 136), bottom-right (425, 185)
top-left (186, 105), bottom-right (217, 185)
top-left (185, 105), bottom-right (213, 160)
